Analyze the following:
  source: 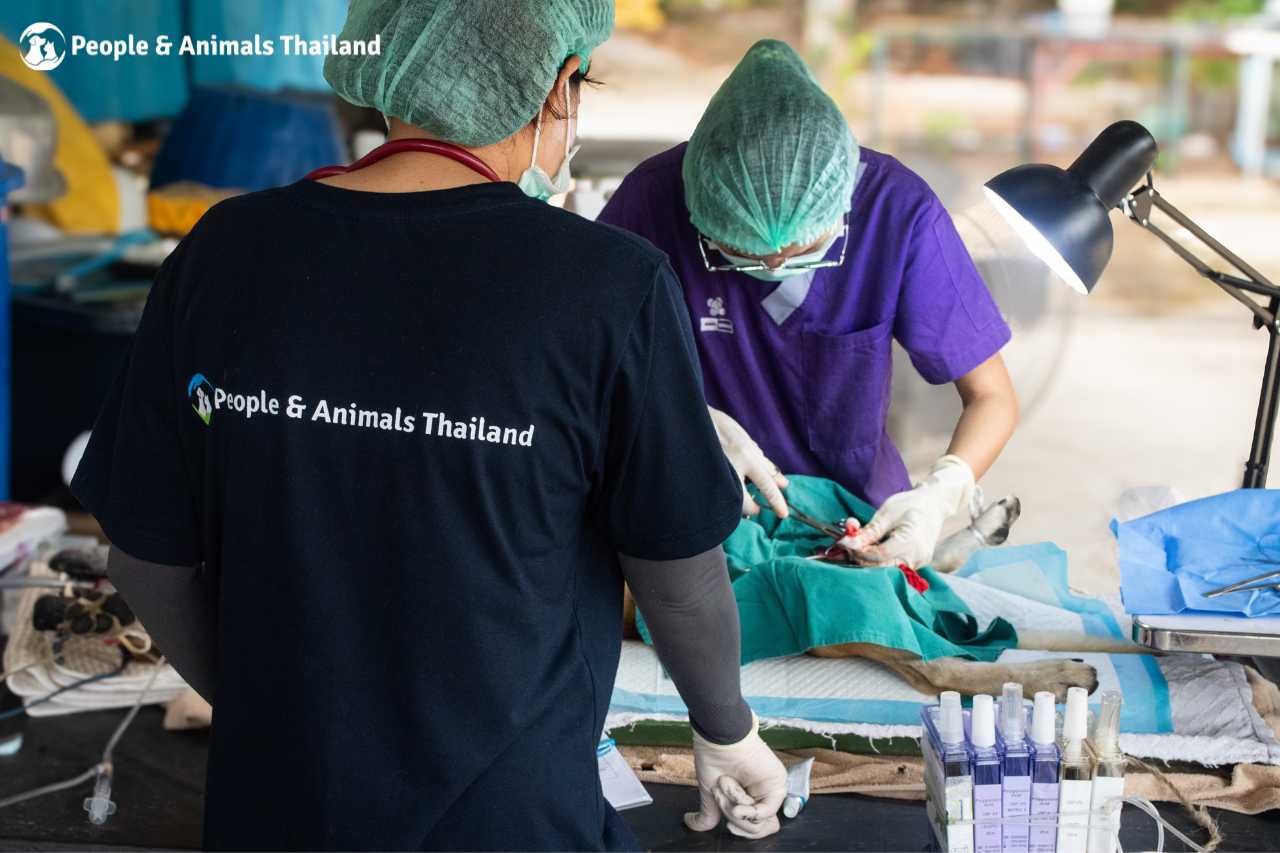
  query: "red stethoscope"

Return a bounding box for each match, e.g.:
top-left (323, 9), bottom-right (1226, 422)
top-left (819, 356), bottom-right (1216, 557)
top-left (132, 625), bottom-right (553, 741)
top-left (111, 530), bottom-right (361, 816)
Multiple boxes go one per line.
top-left (304, 139), bottom-right (501, 183)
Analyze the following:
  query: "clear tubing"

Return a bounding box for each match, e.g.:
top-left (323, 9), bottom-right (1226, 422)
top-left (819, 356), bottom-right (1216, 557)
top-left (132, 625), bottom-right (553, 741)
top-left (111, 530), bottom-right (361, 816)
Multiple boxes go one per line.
top-left (0, 657), bottom-right (167, 823)
top-left (0, 765), bottom-right (101, 810)
top-left (86, 657), bottom-right (165, 825)
top-left (0, 664), bottom-right (127, 723)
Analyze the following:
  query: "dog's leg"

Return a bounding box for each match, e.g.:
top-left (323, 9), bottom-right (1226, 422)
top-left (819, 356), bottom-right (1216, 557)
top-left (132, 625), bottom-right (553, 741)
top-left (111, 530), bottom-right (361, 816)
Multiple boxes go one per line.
top-left (897, 656), bottom-right (1099, 702)
top-left (811, 642), bottom-right (1098, 701)
top-left (622, 584), bottom-right (640, 639)
top-left (931, 495), bottom-right (1021, 573)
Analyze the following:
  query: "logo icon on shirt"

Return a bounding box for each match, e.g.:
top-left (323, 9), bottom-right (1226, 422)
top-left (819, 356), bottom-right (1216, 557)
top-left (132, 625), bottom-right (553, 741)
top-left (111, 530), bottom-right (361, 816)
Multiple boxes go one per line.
top-left (188, 373), bottom-right (215, 425)
top-left (700, 297), bottom-right (734, 335)
top-left (19, 23), bottom-right (67, 71)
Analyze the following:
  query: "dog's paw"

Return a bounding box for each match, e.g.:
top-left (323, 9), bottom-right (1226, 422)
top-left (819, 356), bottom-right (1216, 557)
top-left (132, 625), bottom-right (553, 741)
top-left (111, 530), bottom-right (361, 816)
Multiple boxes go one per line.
top-left (1012, 659), bottom-right (1099, 702)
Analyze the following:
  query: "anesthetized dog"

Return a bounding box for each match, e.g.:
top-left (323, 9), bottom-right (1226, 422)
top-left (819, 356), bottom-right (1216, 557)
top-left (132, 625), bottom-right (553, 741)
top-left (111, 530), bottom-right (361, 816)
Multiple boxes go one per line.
top-left (624, 495), bottom-right (1125, 700)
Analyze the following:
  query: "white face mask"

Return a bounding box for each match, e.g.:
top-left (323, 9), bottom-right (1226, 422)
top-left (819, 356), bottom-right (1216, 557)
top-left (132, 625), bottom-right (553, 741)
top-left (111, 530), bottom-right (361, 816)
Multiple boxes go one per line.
top-left (518, 80), bottom-right (578, 202)
top-left (714, 229), bottom-right (842, 282)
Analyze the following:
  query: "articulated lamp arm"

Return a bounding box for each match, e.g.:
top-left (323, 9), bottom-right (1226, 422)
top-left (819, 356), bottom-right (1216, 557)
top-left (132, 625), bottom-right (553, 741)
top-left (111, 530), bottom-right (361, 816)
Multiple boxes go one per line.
top-left (1121, 173), bottom-right (1280, 330)
top-left (1120, 173), bottom-right (1280, 488)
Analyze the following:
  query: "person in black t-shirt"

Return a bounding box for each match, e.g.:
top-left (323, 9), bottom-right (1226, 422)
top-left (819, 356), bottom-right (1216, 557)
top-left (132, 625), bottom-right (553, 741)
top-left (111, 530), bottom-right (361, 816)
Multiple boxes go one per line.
top-left (71, 1), bottom-right (787, 850)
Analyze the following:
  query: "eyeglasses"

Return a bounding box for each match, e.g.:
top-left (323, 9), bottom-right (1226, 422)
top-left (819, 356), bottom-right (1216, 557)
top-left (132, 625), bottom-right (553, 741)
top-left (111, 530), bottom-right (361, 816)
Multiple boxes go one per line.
top-left (696, 216), bottom-right (849, 274)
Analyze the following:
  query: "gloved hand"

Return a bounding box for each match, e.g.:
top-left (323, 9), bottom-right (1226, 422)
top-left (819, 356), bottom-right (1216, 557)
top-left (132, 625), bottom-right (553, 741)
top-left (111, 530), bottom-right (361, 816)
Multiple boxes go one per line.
top-left (842, 455), bottom-right (975, 569)
top-left (708, 407), bottom-right (789, 518)
top-left (684, 714), bottom-right (788, 839)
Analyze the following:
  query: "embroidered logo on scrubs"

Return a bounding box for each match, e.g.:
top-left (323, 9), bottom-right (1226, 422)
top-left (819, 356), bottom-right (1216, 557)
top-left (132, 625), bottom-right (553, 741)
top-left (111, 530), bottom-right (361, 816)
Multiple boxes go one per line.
top-left (187, 373), bottom-right (215, 425)
top-left (699, 297), bottom-right (734, 335)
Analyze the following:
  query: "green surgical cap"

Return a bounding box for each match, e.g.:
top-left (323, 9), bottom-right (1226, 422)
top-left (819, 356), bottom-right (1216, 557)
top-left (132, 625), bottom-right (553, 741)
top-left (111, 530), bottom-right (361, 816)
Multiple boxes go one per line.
top-left (683, 39), bottom-right (859, 255)
top-left (323, 0), bottom-right (613, 148)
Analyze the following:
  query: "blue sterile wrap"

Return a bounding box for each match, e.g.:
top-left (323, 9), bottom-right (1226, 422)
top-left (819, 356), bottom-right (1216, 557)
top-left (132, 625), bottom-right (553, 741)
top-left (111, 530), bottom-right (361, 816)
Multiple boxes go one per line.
top-left (1118, 488), bottom-right (1280, 617)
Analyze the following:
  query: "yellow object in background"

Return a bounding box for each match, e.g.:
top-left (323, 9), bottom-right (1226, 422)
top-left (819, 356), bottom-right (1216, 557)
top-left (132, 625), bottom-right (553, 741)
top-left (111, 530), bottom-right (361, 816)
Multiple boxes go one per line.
top-left (0, 35), bottom-right (119, 234)
top-left (616, 0), bottom-right (664, 32)
top-left (147, 182), bottom-right (238, 237)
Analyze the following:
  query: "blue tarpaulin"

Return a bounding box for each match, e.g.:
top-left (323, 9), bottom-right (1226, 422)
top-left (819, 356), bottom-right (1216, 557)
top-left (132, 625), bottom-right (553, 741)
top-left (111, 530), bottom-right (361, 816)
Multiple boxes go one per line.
top-left (188, 1), bottom-right (347, 92)
top-left (1117, 489), bottom-right (1280, 617)
top-left (1, 1), bottom-right (348, 123)
top-left (0, 1), bottom-right (187, 122)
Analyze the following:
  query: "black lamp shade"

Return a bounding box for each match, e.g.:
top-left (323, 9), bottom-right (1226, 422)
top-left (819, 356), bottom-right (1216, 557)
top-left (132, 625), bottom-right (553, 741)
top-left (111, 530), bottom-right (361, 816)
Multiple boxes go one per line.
top-left (984, 121), bottom-right (1158, 295)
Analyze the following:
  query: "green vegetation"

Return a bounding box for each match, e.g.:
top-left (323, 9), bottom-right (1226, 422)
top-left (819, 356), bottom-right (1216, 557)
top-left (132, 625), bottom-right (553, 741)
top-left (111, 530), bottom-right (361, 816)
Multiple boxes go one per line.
top-left (1115, 0), bottom-right (1263, 17)
top-left (1071, 56), bottom-right (1240, 92)
top-left (1169, 0), bottom-right (1266, 20)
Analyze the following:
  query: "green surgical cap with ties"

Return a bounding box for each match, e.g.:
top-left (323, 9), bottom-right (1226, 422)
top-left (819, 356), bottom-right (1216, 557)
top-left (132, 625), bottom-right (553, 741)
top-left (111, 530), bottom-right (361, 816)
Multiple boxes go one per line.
top-left (683, 39), bottom-right (859, 256)
top-left (323, 0), bottom-right (613, 148)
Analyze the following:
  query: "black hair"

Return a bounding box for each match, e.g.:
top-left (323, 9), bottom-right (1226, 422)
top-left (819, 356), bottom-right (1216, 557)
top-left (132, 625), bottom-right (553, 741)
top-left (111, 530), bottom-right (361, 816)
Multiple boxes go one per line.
top-left (544, 67), bottom-right (601, 121)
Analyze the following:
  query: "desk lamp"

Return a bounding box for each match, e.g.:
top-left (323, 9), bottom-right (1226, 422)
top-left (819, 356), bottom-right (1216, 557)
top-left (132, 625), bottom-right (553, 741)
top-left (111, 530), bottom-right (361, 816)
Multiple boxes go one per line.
top-left (985, 120), bottom-right (1280, 488)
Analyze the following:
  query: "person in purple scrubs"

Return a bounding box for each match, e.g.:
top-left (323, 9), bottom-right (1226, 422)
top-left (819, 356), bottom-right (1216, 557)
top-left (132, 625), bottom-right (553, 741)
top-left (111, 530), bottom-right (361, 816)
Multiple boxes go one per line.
top-left (597, 39), bottom-right (1019, 570)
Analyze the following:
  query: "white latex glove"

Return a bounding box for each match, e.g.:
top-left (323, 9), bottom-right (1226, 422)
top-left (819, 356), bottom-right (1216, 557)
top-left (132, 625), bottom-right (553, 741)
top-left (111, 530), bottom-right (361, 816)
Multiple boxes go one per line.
top-left (708, 407), bottom-right (789, 518)
top-left (684, 714), bottom-right (788, 839)
top-left (842, 455), bottom-right (975, 569)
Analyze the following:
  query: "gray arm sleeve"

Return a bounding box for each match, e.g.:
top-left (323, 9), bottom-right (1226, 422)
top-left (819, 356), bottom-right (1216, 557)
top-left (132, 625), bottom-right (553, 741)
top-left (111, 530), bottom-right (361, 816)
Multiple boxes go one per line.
top-left (618, 545), bottom-right (752, 745)
top-left (107, 547), bottom-right (217, 703)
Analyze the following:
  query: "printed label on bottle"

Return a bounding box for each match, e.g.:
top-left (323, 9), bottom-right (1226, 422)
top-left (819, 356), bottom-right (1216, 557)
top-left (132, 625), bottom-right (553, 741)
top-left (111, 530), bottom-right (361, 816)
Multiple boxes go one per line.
top-left (973, 782), bottom-right (1002, 853)
top-left (1056, 779), bottom-right (1093, 853)
top-left (1029, 782), bottom-right (1059, 853)
top-left (1087, 776), bottom-right (1125, 853)
top-left (945, 776), bottom-right (975, 853)
top-left (1002, 774), bottom-right (1031, 853)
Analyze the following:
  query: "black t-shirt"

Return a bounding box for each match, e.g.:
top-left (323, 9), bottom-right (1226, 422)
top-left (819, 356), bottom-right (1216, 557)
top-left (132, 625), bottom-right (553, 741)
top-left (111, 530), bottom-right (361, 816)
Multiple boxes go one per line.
top-left (72, 180), bottom-right (742, 851)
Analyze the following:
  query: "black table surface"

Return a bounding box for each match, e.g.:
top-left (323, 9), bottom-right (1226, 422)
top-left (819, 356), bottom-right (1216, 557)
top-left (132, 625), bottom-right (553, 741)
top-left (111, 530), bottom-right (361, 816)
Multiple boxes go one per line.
top-left (1, 704), bottom-right (1279, 852)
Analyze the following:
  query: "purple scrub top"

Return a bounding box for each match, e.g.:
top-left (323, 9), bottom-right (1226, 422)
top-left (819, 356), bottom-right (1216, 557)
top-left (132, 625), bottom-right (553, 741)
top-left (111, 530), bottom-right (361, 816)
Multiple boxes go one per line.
top-left (597, 143), bottom-right (1011, 507)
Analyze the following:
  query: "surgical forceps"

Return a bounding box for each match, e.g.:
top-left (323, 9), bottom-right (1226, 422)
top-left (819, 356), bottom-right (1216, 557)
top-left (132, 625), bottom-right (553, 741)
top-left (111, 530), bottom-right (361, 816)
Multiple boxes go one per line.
top-left (784, 506), bottom-right (845, 541)
top-left (1204, 568), bottom-right (1280, 598)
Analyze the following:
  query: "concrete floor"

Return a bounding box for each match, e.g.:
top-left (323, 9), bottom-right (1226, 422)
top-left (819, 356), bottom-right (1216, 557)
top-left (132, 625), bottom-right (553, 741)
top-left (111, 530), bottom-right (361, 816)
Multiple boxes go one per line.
top-left (895, 299), bottom-right (1280, 597)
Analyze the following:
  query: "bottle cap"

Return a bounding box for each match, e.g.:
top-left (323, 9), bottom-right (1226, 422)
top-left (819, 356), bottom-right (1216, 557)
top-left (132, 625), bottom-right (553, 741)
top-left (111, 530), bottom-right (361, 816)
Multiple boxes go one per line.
top-left (1000, 682), bottom-right (1025, 740)
top-left (939, 691), bottom-right (964, 744)
top-left (1091, 690), bottom-right (1123, 758)
top-left (1031, 691), bottom-right (1056, 745)
top-left (1063, 686), bottom-right (1089, 742)
top-left (971, 694), bottom-right (996, 748)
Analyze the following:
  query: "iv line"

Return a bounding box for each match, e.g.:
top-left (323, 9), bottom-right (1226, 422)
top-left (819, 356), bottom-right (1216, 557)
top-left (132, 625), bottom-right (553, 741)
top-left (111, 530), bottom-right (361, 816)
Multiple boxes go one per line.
top-left (0, 657), bottom-right (167, 824)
